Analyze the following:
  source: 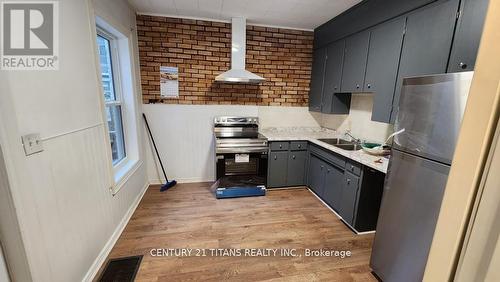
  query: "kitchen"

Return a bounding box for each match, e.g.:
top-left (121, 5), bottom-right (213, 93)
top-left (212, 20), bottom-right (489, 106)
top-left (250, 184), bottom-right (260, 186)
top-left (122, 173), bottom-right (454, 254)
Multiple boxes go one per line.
top-left (0, 0), bottom-right (499, 281)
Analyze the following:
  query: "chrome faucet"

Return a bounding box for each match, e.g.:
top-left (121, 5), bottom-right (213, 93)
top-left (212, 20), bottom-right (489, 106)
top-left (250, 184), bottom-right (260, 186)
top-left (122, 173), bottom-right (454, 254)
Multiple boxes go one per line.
top-left (344, 131), bottom-right (361, 144)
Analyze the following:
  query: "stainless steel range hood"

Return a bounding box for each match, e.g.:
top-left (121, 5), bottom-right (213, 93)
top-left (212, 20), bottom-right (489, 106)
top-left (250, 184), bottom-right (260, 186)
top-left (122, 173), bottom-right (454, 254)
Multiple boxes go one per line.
top-left (215, 18), bottom-right (265, 84)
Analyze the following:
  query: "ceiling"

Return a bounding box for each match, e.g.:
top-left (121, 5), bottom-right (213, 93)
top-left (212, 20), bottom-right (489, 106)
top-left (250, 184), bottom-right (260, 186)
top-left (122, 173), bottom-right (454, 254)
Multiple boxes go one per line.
top-left (128, 0), bottom-right (362, 31)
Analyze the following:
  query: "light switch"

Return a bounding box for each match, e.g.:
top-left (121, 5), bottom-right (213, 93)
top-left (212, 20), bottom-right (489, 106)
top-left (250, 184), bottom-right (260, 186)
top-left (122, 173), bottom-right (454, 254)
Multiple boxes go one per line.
top-left (22, 133), bottom-right (43, 156)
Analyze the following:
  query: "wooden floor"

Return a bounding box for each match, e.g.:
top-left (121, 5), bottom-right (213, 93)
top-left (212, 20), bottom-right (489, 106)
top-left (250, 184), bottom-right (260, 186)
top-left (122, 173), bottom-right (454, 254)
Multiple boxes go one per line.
top-left (99, 183), bottom-right (377, 281)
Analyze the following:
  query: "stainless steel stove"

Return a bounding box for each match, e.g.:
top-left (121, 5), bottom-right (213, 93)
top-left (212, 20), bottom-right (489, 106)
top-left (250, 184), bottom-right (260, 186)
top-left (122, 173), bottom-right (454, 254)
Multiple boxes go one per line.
top-left (212, 116), bottom-right (268, 198)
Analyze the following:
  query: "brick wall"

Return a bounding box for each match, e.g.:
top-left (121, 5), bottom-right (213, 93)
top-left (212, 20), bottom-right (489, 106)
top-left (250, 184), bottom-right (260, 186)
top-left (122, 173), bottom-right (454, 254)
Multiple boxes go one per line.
top-left (137, 15), bottom-right (313, 106)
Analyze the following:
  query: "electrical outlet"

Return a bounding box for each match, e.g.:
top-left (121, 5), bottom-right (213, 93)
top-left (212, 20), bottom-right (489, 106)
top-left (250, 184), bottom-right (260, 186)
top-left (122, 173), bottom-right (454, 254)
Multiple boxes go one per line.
top-left (22, 134), bottom-right (43, 156)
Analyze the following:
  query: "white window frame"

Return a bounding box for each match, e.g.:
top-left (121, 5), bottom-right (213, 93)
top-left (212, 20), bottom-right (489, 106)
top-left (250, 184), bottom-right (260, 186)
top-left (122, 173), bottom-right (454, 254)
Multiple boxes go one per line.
top-left (94, 17), bottom-right (141, 194)
top-left (96, 27), bottom-right (128, 170)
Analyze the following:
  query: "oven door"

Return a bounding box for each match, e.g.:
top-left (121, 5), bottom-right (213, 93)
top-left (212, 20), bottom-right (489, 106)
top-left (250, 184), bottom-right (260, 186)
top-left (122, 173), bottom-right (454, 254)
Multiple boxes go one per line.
top-left (216, 152), bottom-right (268, 187)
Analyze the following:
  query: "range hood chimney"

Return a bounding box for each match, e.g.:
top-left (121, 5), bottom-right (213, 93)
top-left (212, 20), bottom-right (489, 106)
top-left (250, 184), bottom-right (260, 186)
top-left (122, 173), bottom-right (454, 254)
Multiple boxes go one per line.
top-left (215, 18), bottom-right (265, 84)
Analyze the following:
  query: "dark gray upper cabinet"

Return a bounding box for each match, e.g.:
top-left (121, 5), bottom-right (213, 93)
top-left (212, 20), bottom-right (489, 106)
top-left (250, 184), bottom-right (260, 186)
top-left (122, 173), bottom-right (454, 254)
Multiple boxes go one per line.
top-left (287, 151), bottom-right (307, 186)
top-left (310, 0), bottom-right (487, 123)
top-left (309, 47), bottom-right (327, 112)
top-left (322, 163), bottom-right (344, 212)
top-left (324, 40), bottom-right (345, 94)
top-left (447, 0), bottom-right (489, 72)
top-left (314, 0), bottom-right (437, 49)
top-left (339, 171), bottom-right (360, 225)
top-left (322, 40), bottom-right (350, 114)
top-left (341, 30), bottom-right (370, 93)
top-left (365, 17), bottom-right (406, 123)
top-left (391, 0), bottom-right (460, 123)
top-left (268, 151), bottom-right (288, 188)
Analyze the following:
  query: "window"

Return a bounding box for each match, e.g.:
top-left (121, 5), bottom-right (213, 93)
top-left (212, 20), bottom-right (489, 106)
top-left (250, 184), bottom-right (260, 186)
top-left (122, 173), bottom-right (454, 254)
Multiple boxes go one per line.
top-left (96, 32), bottom-right (126, 165)
top-left (95, 17), bottom-right (141, 191)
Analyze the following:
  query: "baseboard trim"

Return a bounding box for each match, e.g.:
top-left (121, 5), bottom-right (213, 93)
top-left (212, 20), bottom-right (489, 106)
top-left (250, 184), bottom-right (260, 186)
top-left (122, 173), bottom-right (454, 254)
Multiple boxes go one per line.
top-left (82, 182), bottom-right (149, 282)
top-left (149, 177), bottom-right (213, 185)
top-left (307, 187), bottom-right (374, 235)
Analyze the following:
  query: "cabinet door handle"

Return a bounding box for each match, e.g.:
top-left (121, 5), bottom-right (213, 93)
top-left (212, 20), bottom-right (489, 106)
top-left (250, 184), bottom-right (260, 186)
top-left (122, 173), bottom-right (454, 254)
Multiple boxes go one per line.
top-left (298, 144), bottom-right (301, 148)
top-left (327, 169), bottom-right (331, 173)
top-left (292, 155), bottom-right (296, 159)
top-left (274, 156), bottom-right (277, 160)
top-left (279, 144), bottom-right (282, 148)
top-left (459, 62), bottom-right (468, 69)
top-left (320, 165), bottom-right (324, 170)
top-left (334, 86), bottom-right (338, 90)
top-left (367, 84), bottom-right (371, 89)
top-left (346, 178), bottom-right (351, 185)
top-left (350, 165), bottom-right (355, 171)
top-left (356, 84), bottom-right (360, 89)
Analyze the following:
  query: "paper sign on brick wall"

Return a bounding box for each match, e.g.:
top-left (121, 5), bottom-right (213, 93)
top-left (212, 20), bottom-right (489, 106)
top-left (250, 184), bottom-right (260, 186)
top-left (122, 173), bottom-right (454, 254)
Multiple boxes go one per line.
top-left (160, 66), bottom-right (179, 98)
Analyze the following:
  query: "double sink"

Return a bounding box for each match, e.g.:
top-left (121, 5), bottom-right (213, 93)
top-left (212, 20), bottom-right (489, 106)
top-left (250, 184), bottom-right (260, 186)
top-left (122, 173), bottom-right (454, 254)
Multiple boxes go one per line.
top-left (317, 138), bottom-right (362, 151)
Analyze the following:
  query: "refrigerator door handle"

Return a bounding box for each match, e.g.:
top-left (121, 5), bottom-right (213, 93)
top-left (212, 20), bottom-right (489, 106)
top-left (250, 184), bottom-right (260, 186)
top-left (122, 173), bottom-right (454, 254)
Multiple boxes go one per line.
top-left (393, 128), bottom-right (405, 147)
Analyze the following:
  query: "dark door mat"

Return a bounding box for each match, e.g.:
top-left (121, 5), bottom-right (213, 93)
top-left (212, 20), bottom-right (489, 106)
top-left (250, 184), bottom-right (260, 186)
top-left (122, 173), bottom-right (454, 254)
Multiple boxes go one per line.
top-left (98, 255), bottom-right (143, 282)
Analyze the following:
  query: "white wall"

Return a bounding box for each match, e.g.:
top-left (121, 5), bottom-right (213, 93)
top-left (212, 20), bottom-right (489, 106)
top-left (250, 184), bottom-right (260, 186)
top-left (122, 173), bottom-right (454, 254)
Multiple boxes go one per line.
top-left (143, 104), bottom-right (322, 183)
top-left (0, 0), bottom-right (147, 281)
top-left (143, 104), bottom-right (258, 183)
top-left (143, 98), bottom-right (393, 184)
top-left (0, 146), bottom-right (30, 282)
top-left (257, 106), bottom-right (322, 129)
top-left (319, 94), bottom-right (394, 142)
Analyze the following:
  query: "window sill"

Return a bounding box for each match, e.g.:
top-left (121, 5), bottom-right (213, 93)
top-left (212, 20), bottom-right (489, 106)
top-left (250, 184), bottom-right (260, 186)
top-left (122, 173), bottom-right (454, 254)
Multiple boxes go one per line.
top-left (112, 159), bottom-right (142, 196)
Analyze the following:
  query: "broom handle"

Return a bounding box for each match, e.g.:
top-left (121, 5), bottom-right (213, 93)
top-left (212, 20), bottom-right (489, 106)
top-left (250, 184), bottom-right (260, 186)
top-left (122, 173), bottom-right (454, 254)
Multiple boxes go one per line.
top-left (142, 113), bottom-right (169, 182)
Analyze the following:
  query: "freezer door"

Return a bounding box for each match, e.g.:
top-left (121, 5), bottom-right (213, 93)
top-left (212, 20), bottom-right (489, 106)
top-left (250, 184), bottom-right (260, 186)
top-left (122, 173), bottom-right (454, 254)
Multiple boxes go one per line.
top-left (370, 150), bottom-right (450, 282)
top-left (393, 72), bottom-right (473, 164)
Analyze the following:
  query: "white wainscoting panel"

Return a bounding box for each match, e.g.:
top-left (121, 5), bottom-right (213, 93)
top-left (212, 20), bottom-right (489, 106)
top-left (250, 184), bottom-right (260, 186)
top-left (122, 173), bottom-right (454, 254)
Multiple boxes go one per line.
top-left (14, 125), bottom-right (148, 282)
top-left (143, 104), bottom-right (258, 183)
top-left (143, 104), bottom-right (322, 183)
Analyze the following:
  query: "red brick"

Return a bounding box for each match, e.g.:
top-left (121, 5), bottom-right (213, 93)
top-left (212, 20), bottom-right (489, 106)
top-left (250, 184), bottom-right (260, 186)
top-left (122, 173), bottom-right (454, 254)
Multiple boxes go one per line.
top-left (137, 15), bottom-right (312, 105)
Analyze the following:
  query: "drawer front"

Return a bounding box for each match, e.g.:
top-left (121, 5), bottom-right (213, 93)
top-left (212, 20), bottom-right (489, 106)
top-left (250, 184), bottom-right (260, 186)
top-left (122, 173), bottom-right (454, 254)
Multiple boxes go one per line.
top-left (270, 142), bottom-right (289, 151)
top-left (309, 144), bottom-right (346, 169)
top-left (345, 160), bottom-right (362, 176)
top-left (290, 141), bottom-right (307, 151)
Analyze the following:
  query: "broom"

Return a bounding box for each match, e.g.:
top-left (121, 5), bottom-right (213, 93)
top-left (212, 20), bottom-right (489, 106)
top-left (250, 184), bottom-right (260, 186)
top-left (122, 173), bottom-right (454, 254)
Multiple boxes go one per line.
top-left (142, 113), bottom-right (177, 191)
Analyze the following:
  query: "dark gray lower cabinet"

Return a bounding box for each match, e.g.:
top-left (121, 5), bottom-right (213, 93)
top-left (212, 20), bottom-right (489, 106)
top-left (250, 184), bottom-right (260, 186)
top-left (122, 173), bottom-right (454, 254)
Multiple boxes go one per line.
top-left (307, 155), bottom-right (326, 195)
top-left (322, 163), bottom-right (344, 211)
top-left (339, 171), bottom-right (360, 225)
top-left (306, 144), bottom-right (385, 232)
top-left (287, 151), bottom-right (307, 186)
top-left (267, 142), bottom-right (385, 232)
top-left (268, 142), bottom-right (307, 188)
top-left (268, 151), bottom-right (288, 187)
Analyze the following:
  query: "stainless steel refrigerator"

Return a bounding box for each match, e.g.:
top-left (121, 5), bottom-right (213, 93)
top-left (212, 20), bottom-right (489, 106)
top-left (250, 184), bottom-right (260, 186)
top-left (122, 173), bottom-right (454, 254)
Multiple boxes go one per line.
top-left (370, 72), bottom-right (474, 282)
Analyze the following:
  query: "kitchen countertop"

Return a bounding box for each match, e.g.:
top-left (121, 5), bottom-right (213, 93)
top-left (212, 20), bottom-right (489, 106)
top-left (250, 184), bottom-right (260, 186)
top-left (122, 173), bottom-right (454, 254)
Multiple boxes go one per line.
top-left (260, 127), bottom-right (389, 174)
